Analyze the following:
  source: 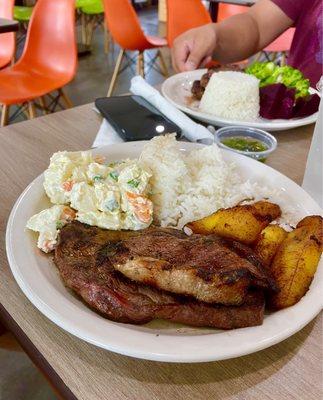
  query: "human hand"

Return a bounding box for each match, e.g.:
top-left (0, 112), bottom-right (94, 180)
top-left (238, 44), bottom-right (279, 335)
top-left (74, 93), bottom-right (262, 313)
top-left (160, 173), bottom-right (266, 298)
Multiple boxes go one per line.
top-left (171, 24), bottom-right (218, 72)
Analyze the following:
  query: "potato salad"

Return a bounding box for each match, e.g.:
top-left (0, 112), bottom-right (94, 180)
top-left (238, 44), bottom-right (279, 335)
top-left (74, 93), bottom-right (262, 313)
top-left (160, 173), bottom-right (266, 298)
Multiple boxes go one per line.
top-left (26, 151), bottom-right (153, 252)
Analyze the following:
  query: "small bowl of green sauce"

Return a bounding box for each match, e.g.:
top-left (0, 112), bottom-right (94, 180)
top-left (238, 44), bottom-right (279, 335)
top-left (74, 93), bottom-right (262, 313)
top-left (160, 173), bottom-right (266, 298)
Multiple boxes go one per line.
top-left (214, 126), bottom-right (277, 162)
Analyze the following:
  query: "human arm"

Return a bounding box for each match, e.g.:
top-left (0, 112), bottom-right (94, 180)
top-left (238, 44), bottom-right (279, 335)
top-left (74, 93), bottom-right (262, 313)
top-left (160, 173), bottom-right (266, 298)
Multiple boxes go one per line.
top-left (171, 0), bottom-right (293, 72)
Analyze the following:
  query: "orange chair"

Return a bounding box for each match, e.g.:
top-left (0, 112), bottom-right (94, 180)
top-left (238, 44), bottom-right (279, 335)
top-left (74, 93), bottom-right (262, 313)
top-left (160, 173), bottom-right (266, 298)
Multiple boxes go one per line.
top-left (217, 4), bottom-right (247, 21)
top-left (0, 0), bottom-right (77, 127)
top-left (102, 0), bottom-right (168, 96)
top-left (0, 0), bottom-right (15, 69)
top-left (262, 27), bottom-right (295, 64)
top-left (218, 4), bottom-right (295, 64)
top-left (166, 0), bottom-right (211, 47)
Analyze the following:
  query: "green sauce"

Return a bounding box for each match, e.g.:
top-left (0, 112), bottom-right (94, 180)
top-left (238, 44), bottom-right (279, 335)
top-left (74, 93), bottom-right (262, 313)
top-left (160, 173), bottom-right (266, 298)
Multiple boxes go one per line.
top-left (221, 136), bottom-right (268, 153)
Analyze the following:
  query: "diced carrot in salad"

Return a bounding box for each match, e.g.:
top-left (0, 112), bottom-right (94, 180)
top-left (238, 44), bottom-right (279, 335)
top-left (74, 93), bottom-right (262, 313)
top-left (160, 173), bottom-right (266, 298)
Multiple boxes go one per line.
top-left (61, 206), bottom-right (76, 222)
top-left (126, 192), bottom-right (152, 224)
top-left (62, 180), bottom-right (75, 192)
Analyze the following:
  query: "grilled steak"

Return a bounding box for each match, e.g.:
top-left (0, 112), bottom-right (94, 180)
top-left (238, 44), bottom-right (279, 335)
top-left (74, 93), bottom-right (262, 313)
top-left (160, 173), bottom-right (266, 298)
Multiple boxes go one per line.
top-left (54, 221), bottom-right (265, 329)
top-left (111, 228), bottom-right (272, 305)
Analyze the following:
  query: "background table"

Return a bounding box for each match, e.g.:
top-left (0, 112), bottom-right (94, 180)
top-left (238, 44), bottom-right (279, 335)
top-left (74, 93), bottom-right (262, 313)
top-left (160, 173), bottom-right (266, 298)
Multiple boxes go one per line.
top-left (0, 18), bottom-right (19, 34)
top-left (0, 104), bottom-right (321, 400)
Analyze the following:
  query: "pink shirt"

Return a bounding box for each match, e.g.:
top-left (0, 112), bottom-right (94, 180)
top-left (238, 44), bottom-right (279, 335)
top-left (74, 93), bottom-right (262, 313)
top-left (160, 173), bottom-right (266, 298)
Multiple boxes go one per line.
top-left (271, 0), bottom-right (322, 86)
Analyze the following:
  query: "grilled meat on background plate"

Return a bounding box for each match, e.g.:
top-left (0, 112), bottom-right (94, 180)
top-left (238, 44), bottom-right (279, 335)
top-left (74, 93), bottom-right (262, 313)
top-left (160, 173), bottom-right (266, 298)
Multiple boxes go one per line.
top-left (54, 221), bottom-right (265, 329)
top-left (191, 64), bottom-right (243, 100)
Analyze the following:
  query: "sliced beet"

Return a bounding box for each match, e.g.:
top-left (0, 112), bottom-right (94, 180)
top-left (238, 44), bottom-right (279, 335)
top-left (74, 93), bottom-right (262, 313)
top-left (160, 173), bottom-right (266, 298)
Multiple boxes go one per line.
top-left (293, 93), bottom-right (321, 118)
top-left (259, 84), bottom-right (295, 119)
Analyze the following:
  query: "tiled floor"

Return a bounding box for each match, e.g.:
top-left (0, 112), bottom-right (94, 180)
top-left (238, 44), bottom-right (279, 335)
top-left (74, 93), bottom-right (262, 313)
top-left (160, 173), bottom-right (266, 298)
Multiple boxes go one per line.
top-left (64, 6), bottom-right (172, 105)
top-left (0, 6), bottom-right (163, 400)
top-left (0, 348), bottom-right (57, 400)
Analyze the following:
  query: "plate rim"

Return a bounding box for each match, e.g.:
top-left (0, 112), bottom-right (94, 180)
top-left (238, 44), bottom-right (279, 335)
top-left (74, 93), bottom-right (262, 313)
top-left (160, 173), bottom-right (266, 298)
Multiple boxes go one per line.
top-left (5, 141), bottom-right (323, 363)
top-left (161, 69), bottom-right (318, 131)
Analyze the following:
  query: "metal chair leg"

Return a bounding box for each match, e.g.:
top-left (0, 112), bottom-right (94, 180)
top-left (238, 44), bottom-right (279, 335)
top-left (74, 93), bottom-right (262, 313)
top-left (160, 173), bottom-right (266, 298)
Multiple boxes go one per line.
top-left (0, 105), bottom-right (10, 127)
top-left (107, 49), bottom-right (125, 97)
top-left (158, 49), bottom-right (169, 77)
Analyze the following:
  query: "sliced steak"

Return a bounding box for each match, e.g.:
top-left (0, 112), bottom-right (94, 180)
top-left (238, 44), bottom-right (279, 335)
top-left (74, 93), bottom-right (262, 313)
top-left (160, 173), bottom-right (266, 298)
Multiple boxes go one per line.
top-left (111, 229), bottom-right (272, 305)
top-left (54, 221), bottom-right (265, 329)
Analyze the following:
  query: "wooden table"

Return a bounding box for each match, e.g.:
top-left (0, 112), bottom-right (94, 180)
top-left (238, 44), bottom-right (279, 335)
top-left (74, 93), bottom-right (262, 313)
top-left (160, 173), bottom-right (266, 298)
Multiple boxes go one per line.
top-left (208, 0), bottom-right (255, 22)
top-left (0, 104), bottom-right (321, 400)
top-left (0, 18), bottom-right (19, 34)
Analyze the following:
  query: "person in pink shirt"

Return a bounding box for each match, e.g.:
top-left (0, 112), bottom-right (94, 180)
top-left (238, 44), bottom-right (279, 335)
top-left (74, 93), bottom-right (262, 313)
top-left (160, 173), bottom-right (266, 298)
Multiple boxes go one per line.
top-left (172, 0), bottom-right (322, 86)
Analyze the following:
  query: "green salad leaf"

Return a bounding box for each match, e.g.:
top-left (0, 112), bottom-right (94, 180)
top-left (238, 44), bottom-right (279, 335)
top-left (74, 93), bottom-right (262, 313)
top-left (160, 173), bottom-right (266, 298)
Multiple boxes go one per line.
top-left (245, 62), bottom-right (310, 98)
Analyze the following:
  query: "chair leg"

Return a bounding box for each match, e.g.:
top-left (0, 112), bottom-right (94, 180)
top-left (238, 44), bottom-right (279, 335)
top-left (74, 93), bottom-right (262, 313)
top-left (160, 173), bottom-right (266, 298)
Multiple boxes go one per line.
top-left (271, 52), bottom-right (277, 62)
top-left (158, 49), bottom-right (169, 77)
top-left (107, 49), bottom-right (125, 97)
top-left (59, 89), bottom-right (73, 109)
top-left (104, 24), bottom-right (110, 54)
top-left (28, 102), bottom-right (36, 119)
top-left (254, 52), bottom-right (262, 62)
top-left (1, 105), bottom-right (10, 127)
top-left (39, 96), bottom-right (48, 114)
top-left (281, 51), bottom-right (286, 66)
top-left (81, 13), bottom-right (87, 45)
top-left (137, 51), bottom-right (145, 78)
top-left (86, 17), bottom-right (95, 47)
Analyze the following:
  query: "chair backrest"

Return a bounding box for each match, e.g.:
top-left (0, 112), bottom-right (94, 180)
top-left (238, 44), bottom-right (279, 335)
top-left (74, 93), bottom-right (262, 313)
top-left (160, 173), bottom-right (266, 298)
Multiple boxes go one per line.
top-left (18, 0), bottom-right (77, 79)
top-left (0, 0), bottom-right (14, 18)
top-left (0, 0), bottom-right (15, 68)
top-left (264, 27), bottom-right (295, 52)
top-left (218, 4), bottom-right (294, 53)
top-left (166, 0), bottom-right (211, 47)
top-left (102, 0), bottom-right (150, 51)
top-left (217, 4), bottom-right (247, 21)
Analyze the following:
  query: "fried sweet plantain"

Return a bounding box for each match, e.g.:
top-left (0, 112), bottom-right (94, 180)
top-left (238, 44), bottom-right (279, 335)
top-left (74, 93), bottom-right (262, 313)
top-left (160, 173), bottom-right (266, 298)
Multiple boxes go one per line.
top-left (254, 225), bottom-right (287, 267)
top-left (185, 201), bottom-right (281, 245)
top-left (268, 215), bottom-right (322, 310)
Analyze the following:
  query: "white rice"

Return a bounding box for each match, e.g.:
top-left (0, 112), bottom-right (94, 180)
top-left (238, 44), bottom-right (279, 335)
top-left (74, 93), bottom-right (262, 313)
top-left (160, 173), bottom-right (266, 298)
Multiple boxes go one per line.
top-left (139, 134), bottom-right (296, 229)
top-left (199, 71), bottom-right (260, 121)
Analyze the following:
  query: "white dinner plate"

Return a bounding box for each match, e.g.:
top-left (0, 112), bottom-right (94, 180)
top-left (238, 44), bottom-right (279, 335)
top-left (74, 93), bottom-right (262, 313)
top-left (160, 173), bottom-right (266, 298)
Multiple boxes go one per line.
top-left (6, 141), bottom-right (323, 363)
top-left (161, 69), bottom-right (319, 131)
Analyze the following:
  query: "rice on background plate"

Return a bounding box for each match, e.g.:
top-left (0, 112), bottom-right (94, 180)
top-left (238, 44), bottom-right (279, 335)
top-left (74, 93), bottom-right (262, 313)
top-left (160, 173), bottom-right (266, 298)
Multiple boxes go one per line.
top-left (139, 134), bottom-right (296, 229)
top-left (199, 71), bottom-right (260, 121)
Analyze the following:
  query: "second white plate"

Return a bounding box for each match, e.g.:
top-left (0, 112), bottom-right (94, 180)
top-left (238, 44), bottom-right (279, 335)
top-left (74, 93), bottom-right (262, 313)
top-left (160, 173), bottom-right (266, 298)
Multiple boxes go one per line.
top-left (161, 69), bottom-right (318, 131)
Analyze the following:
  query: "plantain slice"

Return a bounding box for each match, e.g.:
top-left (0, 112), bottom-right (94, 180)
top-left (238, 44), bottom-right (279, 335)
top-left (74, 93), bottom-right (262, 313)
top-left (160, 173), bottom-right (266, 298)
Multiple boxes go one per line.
top-left (254, 225), bottom-right (287, 268)
top-left (268, 215), bottom-right (322, 310)
top-left (185, 201), bottom-right (281, 245)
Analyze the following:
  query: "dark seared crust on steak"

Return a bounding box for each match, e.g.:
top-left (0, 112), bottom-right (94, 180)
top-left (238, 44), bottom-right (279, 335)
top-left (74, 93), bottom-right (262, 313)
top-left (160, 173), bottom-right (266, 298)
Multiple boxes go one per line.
top-left (54, 222), bottom-right (264, 329)
top-left (110, 229), bottom-right (273, 305)
top-left (54, 222), bottom-right (265, 329)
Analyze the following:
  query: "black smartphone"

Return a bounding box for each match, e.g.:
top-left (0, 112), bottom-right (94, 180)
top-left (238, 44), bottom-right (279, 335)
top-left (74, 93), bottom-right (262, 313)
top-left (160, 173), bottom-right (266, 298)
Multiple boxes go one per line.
top-left (95, 95), bottom-right (181, 141)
